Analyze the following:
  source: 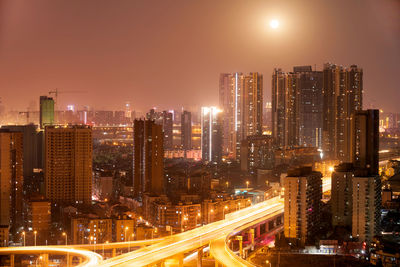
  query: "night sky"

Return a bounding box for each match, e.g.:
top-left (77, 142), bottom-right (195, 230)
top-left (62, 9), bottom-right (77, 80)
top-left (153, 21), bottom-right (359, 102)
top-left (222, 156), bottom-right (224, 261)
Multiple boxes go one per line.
top-left (0, 0), bottom-right (399, 113)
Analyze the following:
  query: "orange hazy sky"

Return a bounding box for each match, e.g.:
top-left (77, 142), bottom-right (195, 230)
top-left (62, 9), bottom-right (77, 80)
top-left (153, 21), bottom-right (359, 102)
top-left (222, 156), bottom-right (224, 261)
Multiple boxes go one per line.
top-left (0, 0), bottom-right (399, 112)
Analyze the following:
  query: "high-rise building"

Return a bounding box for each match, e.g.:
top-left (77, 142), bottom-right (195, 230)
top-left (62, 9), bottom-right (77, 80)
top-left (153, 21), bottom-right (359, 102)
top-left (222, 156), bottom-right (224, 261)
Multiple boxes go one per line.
top-left (322, 64), bottom-right (363, 161)
top-left (1, 125), bottom-right (43, 184)
top-left (133, 120), bottom-right (164, 199)
top-left (271, 66), bottom-right (323, 149)
top-left (0, 130), bottom-right (23, 235)
top-left (28, 195), bottom-right (51, 245)
top-left (39, 96), bottom-right (54, 129)
top-left (162, 111), bottom-right (173, 150)
top-left (331, 163), bottom-right (354, 227)
top-left (284, 167), bottom-right (322, 245)
top-left (351, 109), bottom-right (379, 176)
top-left (352, 175), bottom-right (381, 242)
top-left (45, 125), bottom-right (92, 204)
top-left (201, 107), bottom-right (222, 164)
top-left (240, 135), bottom-right (274, 175)
top-left (181, 111), bottom-right (192, 150)
top-left (219, 72), bottom-right (263, 159)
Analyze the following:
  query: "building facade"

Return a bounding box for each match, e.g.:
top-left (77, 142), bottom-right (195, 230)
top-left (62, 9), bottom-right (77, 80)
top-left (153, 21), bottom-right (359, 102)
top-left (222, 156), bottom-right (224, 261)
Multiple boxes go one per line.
top-left (331, 163), bottom-right (354, 227)
top-left (322, 64), bottom-right (363, 161)
top-left (201, 107), bottom-right (222, 164)
top-left (0, 130), bottom-right (23, 238)
top-left (240, 135), bottom-right (274, 175)
top-left (133, 119), bottom-right (164, 198)
top-left (272, 66), bottom-right (323, 149)
top-left (352, 176), bottom-right (381, 242)
top-left (181, 111), bottom-right (192, 150)
top-left (219, 72), bottom-right (263, 159)
top-left (39, 96), bottom-right (54, 129)
top-left (45, 125), bottom-right (92, 204)
top-left (284, 167), bottom-right (322, 245)
top-left (351, 109), bottom-right (379, 176)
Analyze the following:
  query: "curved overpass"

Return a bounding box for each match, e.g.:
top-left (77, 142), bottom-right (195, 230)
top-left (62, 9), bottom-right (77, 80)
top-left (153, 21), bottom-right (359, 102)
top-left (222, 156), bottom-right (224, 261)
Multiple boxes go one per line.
top-left (0, 246), bottom-right (102, 267)
top-left (97, 197), bottom-right (284, 266)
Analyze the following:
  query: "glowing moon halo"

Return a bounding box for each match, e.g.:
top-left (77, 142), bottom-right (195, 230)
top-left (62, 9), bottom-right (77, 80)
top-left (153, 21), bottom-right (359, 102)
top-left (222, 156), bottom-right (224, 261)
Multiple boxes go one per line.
top-left (270, 19), bottom-right (279, 29)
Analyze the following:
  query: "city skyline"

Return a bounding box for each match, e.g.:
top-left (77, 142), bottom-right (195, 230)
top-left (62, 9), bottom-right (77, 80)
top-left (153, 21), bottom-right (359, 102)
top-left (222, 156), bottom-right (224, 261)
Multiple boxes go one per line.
top-left (0, 0), bottom-right (399, 112)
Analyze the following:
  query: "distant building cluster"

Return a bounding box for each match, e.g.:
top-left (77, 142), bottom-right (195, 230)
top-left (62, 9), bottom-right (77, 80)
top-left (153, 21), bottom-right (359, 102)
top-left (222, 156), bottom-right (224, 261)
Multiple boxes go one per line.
top-left (0, 62), bottom-right (398, 254)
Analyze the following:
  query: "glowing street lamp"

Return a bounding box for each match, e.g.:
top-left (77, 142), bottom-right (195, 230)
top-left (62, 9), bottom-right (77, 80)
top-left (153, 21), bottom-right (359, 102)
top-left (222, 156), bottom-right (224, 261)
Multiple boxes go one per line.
top-left (246, 181), bottom-right (250, 189)
top-left (196, 212), bottom-right (201, 226)
top-left (62, 232), bottom-right (67, 245)
top-left (124, 226), bottom-right (129, 242)
top-left (33, 230), bottom-right (37, 246)
top-left (223, 205), bottom-right (228, 219)
top-left (22, 231), bottom-right (25, 247)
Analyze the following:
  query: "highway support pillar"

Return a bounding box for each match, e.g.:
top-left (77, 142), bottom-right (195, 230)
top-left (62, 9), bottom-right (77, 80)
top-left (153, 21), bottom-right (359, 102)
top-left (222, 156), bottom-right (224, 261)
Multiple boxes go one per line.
top-left (177, 253), bottom-right (184, 267)
top-left (112, 248), bottom-right (116, 257)
top-left (250, 229), bottom-right (255, 249)
top-left (10, 254), bottom-right (14, 267)
top-left (197, 247), bottom-right (203, 267)
top-left (235, 236), bottom-right (243, 258)
top-left (41, 254), bottom-right (49, 267)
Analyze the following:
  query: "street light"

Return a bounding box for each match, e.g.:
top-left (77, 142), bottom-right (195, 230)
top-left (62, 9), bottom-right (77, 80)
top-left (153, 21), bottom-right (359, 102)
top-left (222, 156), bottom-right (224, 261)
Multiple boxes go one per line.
top-left (103, 241), bottom-right (108, 257)
top-left (33, 230), bottom-right (37, 246)
top-left (246, 181), bottom-right (249, 189)
top-left (22, 231), bottom-right (25, 247)
top-left (62, 232), bottom-right (67, 245)
top-left (196, 212), bottom-right (201, 226)
top-left (223, 205), bottom-right (228, 219)
top-left (266, 260), bottom-right (271, 267)
top-left (124, 226), bottom-right (129, 242)
top-left (238, 202), bottom-right (241, 211)
top-left (63, 232), bottom-right (69, 267)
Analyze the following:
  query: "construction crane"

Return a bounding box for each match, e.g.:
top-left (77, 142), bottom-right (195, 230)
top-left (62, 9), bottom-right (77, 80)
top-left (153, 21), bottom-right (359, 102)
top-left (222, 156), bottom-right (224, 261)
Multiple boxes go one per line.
top-left (48, 88), bottom-right (87, 109)
top-left (18, 111), bottom-right (30, 124)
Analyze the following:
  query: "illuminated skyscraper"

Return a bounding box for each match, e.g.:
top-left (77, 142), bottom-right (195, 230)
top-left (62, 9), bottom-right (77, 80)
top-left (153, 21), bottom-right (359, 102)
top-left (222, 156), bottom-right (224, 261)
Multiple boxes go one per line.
top-left (351, 109), bottom-right (379, 176)
top-left (133, 119), bottom-right (164, 199)
top-left (219, 72), bottom-right (263, 159)
top-left (322, 64), bottom-right (363, 161)
top-left (39, 96), bottom-right (54, 129)
top-left (201, 107), bottom-right (222, 163)
top-left (284, 167), bottom-right (322, 246)
top-left (45, 125), bottom-right (92, 204)
top-left (271, 66), bottom-right (323, 149)
top-left (162, 111), bottom-right (173, 150)
top-left (181, 111), bottom-right (192, 150)
top-left (0, 130), bottom-right (23, 236)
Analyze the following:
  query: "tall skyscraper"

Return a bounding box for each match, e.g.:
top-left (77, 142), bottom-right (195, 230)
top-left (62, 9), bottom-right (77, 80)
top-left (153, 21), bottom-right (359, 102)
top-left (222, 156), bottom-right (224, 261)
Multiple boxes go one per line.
top-left (284, 167), bottom-right (322, 245)
top-left (351, 109), bottom-right (379, 176)
top-left (0, 130), bottom-right (23, 235)
top-left (39, 96), bottom-right (55, 129)
top-left (240, 135), bottom-right (274, 175)
top-left (45, 125), bottom-right (92, 204)
top-left (1, 125), bottom-right (43, 180)
top-left (322, 64), bottom-right (363, 161)
top-left (219, 72), bottom-right (263, 159)
top-left (331, 163), bottom-right (354, 227)
top-left (162, 111), bottom-right (173, 150)
top-left (201, 107), bottom-right (222, 164)
top-left (181, 111), bottom-right (192, 150)
top-left (352, 175), bottom-right (381, 242)
top-left (146, 109), bottom-right (173, 150)
top-left (271, 66), bottom-right (323, 149)
top-left (133, 119), bottom-right (164, 199)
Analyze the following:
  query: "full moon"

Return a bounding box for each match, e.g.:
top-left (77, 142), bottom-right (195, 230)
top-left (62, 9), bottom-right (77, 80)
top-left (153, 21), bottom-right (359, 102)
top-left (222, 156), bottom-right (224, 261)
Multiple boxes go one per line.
top-left (270, 19), bottom-right (279, 29)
